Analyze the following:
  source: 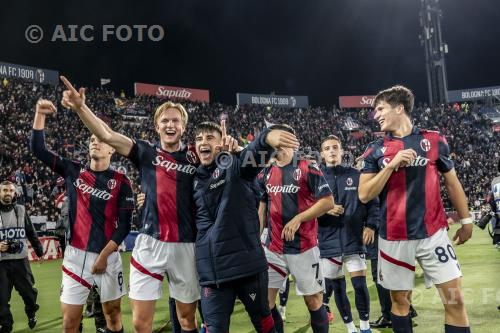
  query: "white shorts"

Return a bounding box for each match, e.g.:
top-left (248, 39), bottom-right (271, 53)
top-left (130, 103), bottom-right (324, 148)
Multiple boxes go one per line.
top-left (129, 234), bottom-right (200, 303)
top-left (321, 253), bottom-right (367, 279)
top-left (378, 228), bottom-right (462, 290)
top-left (60, 245), bottom-right (126, 305)
top-left (266, 246), bottom-right (324, 296)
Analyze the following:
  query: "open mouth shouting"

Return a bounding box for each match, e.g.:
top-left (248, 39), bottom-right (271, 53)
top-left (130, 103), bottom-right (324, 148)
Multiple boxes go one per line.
top-left (198, 146), bottom-right (212, 160)
top-left (165, 129), bottom-right (177, 138)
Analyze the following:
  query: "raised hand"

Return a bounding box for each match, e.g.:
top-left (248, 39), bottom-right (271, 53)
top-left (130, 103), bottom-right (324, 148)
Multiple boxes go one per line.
top-left (266, 129), bottom-right (299, 150)
top-left (35, 99), bottom-right (57, 116)
top-left (60, 76), bottom-right (86, 111)
top-left (216, 119), bottom-right (239, 152)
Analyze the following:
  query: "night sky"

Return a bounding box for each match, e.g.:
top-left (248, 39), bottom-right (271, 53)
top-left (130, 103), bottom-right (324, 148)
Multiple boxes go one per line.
top-left (1, 0), bottom-right (499, 105)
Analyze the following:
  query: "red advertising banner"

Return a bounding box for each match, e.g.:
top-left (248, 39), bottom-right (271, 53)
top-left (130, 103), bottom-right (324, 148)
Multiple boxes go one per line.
top-left (134, 82), bottom-right (210, 103)
top-left (339, 95), bottom-right (375, 109)
top-left (28, 237), bottom-right (63, 261)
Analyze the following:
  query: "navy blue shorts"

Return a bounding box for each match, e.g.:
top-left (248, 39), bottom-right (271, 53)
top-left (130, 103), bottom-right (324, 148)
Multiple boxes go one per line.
top-left (200, 271), bottom-right (275, 333)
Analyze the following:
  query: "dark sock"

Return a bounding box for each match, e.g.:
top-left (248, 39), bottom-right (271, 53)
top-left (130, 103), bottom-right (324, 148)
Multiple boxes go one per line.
top-left (271, 306), bottom-right (284, 333)
top-left (169, 297), bottom-right (181, 333)
top-left (444, 324), bottom-right (471, 333)
top-left (351, 276), bottom-right (370, 321)
top-left (332, 277), bottom-right (353, 323)
top-left (279, 278), bottom-right (290, 306)
top-left (391, 312), bottom-right (413, 333)
top-left (309, 305), bottom-right (329, 333)
top-left (375, 282), bottom-right (392, 320)
top-left (105, 328), bottom-right (123, 333)
top-left (180, 330), bottom-right (198, 333)
top-left (323, 278), bottom-right (334, 306)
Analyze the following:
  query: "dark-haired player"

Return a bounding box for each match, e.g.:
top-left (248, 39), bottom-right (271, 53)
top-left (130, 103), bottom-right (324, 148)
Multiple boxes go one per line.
top-left (31, 100), bottom-right (134, 333)
top-left (194, 121), bottom-right (298, 332)
top-left (359, 85), bottom-right (473, 333)
top-left (260, 124), bottom-right (335, 333)
top-left (318, 135), bottom-right (379, 333)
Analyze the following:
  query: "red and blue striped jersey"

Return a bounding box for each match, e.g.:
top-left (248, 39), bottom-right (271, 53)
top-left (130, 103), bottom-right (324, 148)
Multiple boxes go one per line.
top-left (128, 139), bottom-right (198, 242)
top-left (31, 130), bottom-right (134, 253)
top-left (361, 127), bottom-right (454, 241)
top-left (261, 159), bottom-right (332, 254)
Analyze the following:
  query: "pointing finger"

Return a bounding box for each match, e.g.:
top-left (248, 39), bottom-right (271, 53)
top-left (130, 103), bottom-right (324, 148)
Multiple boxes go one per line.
top-left (60, 76), bottom-right (78, 94)
top-left (220, 119), bottom-right (227, 138)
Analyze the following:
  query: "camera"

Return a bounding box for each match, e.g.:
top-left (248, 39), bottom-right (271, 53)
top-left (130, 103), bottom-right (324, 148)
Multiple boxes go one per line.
top-left (5, 240), bottom-right (23, 254)
top-left (475, 211), bottom-right (494, 230)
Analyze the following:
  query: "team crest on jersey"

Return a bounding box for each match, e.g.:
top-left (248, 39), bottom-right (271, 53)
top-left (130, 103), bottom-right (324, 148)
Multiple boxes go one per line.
top-left (107, 179), bottom-right (117, 190)
top-left (420, 139), bottom-right (431, 152)
top-left (346, 177), bottom-right (353, 186)
top-left (293, 168), bottom-right (302, 181)
top-left (212, 168), bottom-right (220, 179)
top-left (186, 150), bottom-right (198, 164)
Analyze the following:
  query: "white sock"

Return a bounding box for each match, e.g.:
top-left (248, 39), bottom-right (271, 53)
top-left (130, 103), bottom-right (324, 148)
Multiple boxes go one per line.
top-left (360, 319), bottom-right (370, 330)
top-left (345, 321), bottom-right (357, 332)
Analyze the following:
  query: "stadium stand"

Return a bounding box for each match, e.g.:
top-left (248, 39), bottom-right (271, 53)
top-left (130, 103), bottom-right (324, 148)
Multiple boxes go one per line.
top-left (0, 77), bottom-right (498, 229)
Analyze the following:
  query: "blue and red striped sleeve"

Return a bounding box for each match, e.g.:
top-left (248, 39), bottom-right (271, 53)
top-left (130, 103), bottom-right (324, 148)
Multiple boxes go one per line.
top-left (127, 139), bottom-right (151, 169)
top-left (436, 133), bottom-right (454, 173)
top-left (360, 143), bottom-right (379, 174)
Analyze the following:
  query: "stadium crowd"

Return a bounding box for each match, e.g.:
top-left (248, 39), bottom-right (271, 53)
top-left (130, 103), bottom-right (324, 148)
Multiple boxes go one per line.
top-left (0, 77), bottom-right (498, 225)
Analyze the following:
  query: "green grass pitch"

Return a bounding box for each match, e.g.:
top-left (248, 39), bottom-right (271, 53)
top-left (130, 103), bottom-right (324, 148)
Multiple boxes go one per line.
top-left (8, 224), bottom-right (500, 332)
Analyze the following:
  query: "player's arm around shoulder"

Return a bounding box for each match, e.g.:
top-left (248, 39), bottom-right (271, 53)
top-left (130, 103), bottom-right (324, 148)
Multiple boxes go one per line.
top-left (441, 169), bottom-right (473, 245)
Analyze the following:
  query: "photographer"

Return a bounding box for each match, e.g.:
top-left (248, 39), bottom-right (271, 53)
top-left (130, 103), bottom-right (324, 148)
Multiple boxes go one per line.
top-left (0, 180), bottom-right (44, 333)
top-left (475, 159), bottom-right (500, 247)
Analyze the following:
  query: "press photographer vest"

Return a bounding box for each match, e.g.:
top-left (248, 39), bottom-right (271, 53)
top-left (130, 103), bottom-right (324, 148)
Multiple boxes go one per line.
top-left (0, 205), bottom-right (29, 260)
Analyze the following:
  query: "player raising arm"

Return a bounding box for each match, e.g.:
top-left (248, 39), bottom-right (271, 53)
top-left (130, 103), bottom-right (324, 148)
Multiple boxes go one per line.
top-left (31, 99), bottom-right (134, 333)
top-left (59, 76), bottom-right (200, 333)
